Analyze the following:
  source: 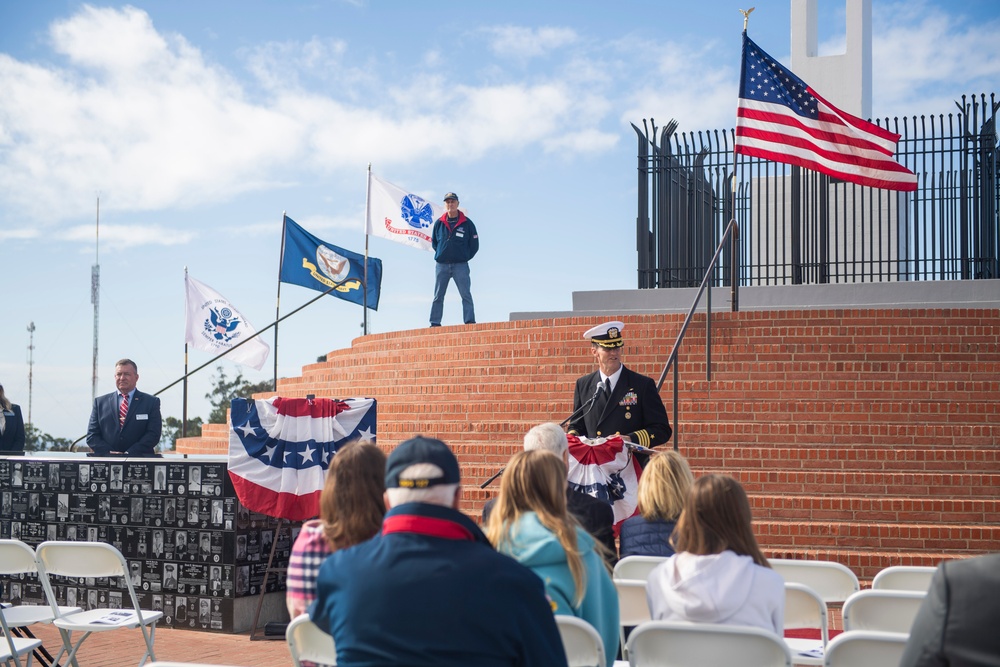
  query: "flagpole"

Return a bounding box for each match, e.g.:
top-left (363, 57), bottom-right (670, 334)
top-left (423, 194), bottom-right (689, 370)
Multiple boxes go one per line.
top-left (275, 212), bottom-right (287, 389)
top-left (183, 267), bottom-right (189, 439)
top-left (363, 164), bottom-right (371, 336)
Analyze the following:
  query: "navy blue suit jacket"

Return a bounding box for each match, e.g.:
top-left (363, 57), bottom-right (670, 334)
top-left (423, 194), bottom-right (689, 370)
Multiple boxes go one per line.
top-left (86, 389), bottom-right (162, 457)
top-left (0, 404), bottom-right (26, 452)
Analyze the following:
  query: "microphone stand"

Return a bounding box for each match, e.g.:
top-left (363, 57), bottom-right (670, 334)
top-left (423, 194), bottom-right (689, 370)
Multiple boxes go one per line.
top-left (480, 386), bottom-right (604, 489)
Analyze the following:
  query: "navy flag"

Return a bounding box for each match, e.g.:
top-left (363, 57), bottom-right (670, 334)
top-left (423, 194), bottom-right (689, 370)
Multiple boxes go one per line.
top-left (279, 216), bottom-right (382, 310)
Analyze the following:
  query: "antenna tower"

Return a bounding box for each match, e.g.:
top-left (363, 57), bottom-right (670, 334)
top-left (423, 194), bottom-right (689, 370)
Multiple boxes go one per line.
top-left (26, 321), bottom-right (35, 427)
top-left (91, 196), bottom-right (101, 401)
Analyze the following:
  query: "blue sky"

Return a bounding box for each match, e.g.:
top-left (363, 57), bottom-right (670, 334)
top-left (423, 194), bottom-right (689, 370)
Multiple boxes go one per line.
top-left (1, 0), bottom-right (998, 442)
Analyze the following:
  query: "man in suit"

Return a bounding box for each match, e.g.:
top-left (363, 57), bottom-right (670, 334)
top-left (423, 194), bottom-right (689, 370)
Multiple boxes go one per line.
top-left (482, 422), bottom-right (617, 564)
top-left (900, 553), bottom-right (1000, 667)
top-left (568, 321), bottom-right (672, 450)
top-left (86, 358), bottom-right (162, 457)
top-left (0, 383), bottom-right (26, 452)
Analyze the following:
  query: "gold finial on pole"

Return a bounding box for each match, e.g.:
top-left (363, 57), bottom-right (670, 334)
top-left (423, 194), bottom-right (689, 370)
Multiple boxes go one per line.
top-left (739, 7), bottom-right (755, 31)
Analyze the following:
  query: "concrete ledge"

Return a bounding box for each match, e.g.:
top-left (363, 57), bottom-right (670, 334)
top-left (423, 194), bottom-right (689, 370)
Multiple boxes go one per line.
top-left (510, 279), bottom-right (1000, 320)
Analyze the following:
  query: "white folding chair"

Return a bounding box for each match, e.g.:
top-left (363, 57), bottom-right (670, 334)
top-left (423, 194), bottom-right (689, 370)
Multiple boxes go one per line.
top-left (0, 604), bottom-right (42, 667)
top-left (615, 579), bottom-right (651, 661)
top-left (822, 630), bottom-right (908, 667)
top-left (841, 589), bottom-right (926, 634)
top-left (783, 582), bottom-right (828, 666)
top-left (769, 559), bottom-right (860, 606)
top-left (286, 613), bottom-right (337, 667)
top-left (555, 615), bottom-right (606, 667)
top-left (35, 541), bottom-right (163, 667)
top-left (0, 539), bottom-right (81, 667)
top-left (870, 565), bottom-right (937, 592)
top-left (626, 621), bottom-right (793, 667)
top-left (613, 556), bottom-right (668, 582)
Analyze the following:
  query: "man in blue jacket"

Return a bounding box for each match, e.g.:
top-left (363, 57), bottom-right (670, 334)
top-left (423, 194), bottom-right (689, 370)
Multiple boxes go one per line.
top-left (311, 436), bottom-right (567, 667)
top-left (430, 192), bottom-right (479, 326)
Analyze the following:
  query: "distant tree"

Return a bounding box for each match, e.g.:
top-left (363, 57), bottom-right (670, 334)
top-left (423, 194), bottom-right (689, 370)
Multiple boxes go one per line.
top-left (160, 416), bottom-right (204, 450)
top-left (24, 424), bottom-right (73, 452)
top-left (205, 365), bottom-right (275, 424)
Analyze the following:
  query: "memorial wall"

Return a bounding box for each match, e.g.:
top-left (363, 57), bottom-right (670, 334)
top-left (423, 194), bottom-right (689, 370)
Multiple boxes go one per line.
top-left (0, 454), bottom-right (296, 633)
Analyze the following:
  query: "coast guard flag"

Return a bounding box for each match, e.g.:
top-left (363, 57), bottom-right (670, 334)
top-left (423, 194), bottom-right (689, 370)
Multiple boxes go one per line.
top-left (228, 396), bottom-right (377, 521)
top-left (184, 274), bottom-right (270, 370)
top-left (566, 434), bottom-right (642, 535)
top-left (279, 216), bottom-right (383, 309)
top-left (365, 172), bottom-right (441, 252)
top-left (735, 32), bottom-right (917, 192)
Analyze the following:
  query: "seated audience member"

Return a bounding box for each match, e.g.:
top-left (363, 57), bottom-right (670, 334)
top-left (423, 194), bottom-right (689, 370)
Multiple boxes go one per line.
top-left (311, 436), bottom-right (567, 667)
top-left (619, 450), bottom-right (694, 558)
top-left (645, 474), bottom-right (784, 635)
top-left (899, 552), bottom-right (1000, 667)
top-left (483, 422), bottom-right (616, 563)
top-left (286, 440), bottom-right (386, 619)
top-left (488, 449), bottom-right (620, 667)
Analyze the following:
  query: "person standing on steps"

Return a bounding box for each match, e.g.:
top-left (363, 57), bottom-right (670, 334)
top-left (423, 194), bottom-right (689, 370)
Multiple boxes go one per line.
top-left (429, 192), bottom-right (479, 326)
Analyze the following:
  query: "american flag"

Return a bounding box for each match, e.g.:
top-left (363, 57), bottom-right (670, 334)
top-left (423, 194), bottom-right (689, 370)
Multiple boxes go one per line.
top-left (566, 434), bottom-right (642, 535)
top-left (735, 32), bottom-right (917, 192)
top-left (228, 396), bottom-right (377, 521)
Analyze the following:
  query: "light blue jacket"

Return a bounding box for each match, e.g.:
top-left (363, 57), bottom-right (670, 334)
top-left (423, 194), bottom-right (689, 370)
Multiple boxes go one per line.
top-left (497, 512), bottom-right (620, 667)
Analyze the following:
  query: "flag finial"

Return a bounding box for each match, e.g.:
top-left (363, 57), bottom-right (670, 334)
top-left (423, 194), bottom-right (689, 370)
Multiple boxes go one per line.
top-left (739, 7), bottom-right (755, 32)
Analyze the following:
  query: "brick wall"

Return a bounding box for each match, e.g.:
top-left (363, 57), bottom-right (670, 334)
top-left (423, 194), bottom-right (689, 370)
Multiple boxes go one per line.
top-left (178, 307), bottom-right (1000, 579)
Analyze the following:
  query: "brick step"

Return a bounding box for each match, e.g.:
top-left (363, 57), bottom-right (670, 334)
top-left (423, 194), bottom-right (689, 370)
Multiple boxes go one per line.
top-left (703, 467), bottom-right (999, 496)
top-left (748, 493), bottom-right (1000, 525)
top-left (684, 445), bottom-right (1000, 472)
top-left (674, 421), bottom-right (1000, 448)
top-left (754, 520), bottom-right (1000, 552)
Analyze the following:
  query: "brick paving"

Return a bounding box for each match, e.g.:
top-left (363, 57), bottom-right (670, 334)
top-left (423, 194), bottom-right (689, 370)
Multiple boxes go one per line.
top-left (26, 623), bottom-right (293, 666)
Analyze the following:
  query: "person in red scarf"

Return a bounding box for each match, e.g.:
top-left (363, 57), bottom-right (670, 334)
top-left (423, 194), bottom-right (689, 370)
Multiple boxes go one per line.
top-left (429, 192), bottom-right (479, 326)
top-left (311, 436), bottom-right (566, 667)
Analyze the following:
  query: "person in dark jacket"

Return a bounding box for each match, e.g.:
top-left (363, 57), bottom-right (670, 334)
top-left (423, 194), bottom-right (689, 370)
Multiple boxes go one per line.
top-left (0, 383), bottom-right (26, 452)
top-left (619, 449), bottom-right (694, 558)
top-left (899, 553), bottom-right (1000, 667)
top-left (429, 192), bottom-right (479, 326)
top-left (312, 436), bottom-right (566, 667)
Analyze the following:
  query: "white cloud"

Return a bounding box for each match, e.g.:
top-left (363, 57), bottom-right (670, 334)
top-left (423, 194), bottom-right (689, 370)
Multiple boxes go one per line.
top-left (873, 1), bottom-right (1000, 116)
top-left (485, 26), bottom-right (579, 59)
top-left (60, 223), bottom-right (196, 249)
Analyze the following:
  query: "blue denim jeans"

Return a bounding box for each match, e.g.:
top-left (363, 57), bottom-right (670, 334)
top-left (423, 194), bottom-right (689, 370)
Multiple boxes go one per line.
top-left (430, 261), bottom-right (475, 325)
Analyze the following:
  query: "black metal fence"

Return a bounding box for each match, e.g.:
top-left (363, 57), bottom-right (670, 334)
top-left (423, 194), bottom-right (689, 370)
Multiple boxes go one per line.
top-left (635, 93), bottom-right (999, 288)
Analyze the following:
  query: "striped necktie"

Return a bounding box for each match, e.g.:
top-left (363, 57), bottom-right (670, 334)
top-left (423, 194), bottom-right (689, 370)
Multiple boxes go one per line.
top-left (119, 393), bottom-right (129, 426)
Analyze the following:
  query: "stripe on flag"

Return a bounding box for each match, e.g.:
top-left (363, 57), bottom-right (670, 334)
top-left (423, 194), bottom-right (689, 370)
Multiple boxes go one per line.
top-left (566, 434), bottom-right (641, 535)
top-left (228, 396), bottom-right (377, 521)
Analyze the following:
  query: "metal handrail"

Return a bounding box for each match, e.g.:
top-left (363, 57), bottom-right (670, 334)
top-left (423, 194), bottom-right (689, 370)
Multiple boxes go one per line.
top-left (654, 217), bottom-right (739, 450)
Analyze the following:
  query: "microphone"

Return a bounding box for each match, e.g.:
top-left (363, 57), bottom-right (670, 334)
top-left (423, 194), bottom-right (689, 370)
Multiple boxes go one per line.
top-left (560, 378), bottom-right (606, 429)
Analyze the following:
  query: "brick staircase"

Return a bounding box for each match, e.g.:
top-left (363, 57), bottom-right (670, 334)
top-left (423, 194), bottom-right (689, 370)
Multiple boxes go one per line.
top-left (178, 308), bottom-right (1000, 583)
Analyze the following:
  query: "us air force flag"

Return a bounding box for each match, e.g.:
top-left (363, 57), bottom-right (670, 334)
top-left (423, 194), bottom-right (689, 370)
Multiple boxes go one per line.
top-left (279, 216), bottom-right (382, 309)
top-left (228, 396), bottom-right (377, 521)
top-left (185, 274), bottom-right (270, 370)
top-left (365, 172), bottom-right (441, 251)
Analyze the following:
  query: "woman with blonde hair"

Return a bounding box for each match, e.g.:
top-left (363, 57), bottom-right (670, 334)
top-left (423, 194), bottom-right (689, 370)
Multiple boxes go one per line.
top-left (619, 450), bottom-right (693, 557)
top-left (487, 449), bottom-right (619, 667)
top-left (645, 474), bottom-right (784, 635)
top-left (286, 440), bottom-right (386, 619)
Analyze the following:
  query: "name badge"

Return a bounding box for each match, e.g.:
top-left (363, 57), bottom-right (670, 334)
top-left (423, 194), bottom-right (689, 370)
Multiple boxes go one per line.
top-left (137, 414), bottom-right (149, 421)
top-left (456, 230), bottom-right (465, 237)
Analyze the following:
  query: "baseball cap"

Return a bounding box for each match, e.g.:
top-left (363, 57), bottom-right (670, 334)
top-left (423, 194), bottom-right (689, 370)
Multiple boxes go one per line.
top-left (385, 436), bottom-right (461, 489)
top-left (443, 192), bottom-right (459, 201)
